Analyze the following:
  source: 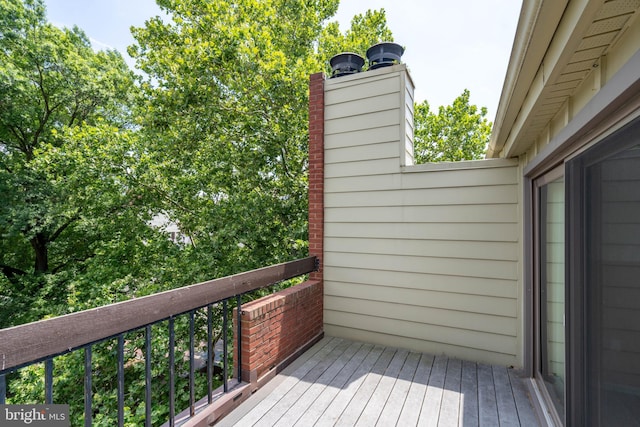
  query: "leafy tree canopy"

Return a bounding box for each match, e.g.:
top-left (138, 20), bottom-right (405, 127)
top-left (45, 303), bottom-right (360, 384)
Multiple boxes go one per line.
top-left (1, 0), bottom-right (395, 326)
top-left (0, 0), bottom-right (174, 326)
top-left (413, 89), bottom-right (492, 163)
top-left (128, 0), bottom-right (394, 280)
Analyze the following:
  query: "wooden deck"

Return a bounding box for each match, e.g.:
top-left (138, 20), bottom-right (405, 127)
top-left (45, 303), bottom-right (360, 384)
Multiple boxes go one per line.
top-left (217, 337), bottom-right (540, 426)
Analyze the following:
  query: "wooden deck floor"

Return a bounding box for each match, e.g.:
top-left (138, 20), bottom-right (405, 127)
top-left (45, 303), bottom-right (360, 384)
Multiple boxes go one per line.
top-left (217, 337), bottom-right (540, 426)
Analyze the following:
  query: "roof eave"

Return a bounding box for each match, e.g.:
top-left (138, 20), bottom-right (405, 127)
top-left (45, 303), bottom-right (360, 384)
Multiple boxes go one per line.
top-left (488, 0), bottom-right (569, 159)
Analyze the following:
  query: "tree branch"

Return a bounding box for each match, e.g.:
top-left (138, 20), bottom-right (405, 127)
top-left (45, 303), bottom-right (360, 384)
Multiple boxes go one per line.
top-left (1, 263), bottom-right (27, 281)
top-left (49, 213), bottom-right (81, 243)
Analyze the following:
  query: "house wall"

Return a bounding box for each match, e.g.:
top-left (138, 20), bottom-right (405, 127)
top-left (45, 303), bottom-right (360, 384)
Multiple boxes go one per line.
top-left (322, 66), bottom-right (522, 366)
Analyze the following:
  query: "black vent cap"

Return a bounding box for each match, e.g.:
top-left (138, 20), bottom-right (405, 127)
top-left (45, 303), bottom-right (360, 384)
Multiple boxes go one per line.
top-left (329, 52), bottom-right (365, 78)
top-left (366, 42), bottom-right (404, 70)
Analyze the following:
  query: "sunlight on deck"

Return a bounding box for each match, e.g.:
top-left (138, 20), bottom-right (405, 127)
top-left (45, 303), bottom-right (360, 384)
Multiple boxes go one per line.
top-left (218, 337), bottom-right (540, 426)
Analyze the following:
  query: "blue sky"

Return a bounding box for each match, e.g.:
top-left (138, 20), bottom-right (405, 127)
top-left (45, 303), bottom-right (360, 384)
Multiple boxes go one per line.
top-left (43, 0), bottom-right (521, 121)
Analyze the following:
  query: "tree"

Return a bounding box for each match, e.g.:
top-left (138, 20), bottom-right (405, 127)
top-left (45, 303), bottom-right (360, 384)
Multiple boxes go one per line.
top-left (0, 0), bottom-right (168, 325)
top-left (129, 0), bottom-right (394, 280)
top-left (413, 89), bottom-right (492, 163)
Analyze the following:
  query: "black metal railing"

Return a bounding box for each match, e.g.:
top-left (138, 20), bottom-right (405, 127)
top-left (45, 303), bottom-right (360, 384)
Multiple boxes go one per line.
top-left (0, 257), bottom-right (317, 426)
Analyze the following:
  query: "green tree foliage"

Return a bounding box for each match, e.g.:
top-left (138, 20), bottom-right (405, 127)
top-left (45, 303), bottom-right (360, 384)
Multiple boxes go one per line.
top-left (0, 0), bottom-right (175, 327)
top-left (413, 89), bottom-right (492, 163)
top-left (129, 0), bottom-right (393, 280)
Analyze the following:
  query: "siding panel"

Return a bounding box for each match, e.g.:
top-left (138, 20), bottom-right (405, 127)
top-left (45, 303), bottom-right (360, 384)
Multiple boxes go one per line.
top-left (324, 311), bottom-right (517, 356)
top-left (324, 126), bottom-right (401, 149)
top-left (323, 66), bottom-right (521, 366)
top-left (325, 222), bottom-right (518, 242)
top-left (325, 185), bottom-right (518, 206)
top-left (324, 252), bottom-right (518, 280)
top-left (325, 75), bottom-right (400, 105)
top-left (324, 283), bottom-right (517, 318)
top-left (324, 237), bottom-right (519, 261)
top-left (324, 296), bottom-right (516, 336)
top-left (325, 204), bottom-right (518, 223)
top-left (325, 92), bottom-right (400, 120)
top-left (325, 267), bottom-right (517, 298)
top-left (325, 109), bottom-right (399, 135)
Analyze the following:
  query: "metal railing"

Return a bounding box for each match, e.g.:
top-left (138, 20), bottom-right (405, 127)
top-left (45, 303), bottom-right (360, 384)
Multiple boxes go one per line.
top-left (0, 257), bottom-right (317, 426)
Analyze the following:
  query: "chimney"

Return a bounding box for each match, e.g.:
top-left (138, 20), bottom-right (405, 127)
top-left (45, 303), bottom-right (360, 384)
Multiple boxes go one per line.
top-left (307, 52), bottom-right (414, 284)
top-left (322, 61), bottom-right (415, 169)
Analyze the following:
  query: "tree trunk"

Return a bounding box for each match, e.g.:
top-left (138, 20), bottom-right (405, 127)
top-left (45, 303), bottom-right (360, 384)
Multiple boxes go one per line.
top-left (30, 233), bottom-right (49, 273)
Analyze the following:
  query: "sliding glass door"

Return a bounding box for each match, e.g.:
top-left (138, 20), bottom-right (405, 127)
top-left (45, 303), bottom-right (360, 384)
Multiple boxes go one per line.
top-left (558, 118), bottom-right (640, 426)
top-left (568, 127), bottom-right (640, 426)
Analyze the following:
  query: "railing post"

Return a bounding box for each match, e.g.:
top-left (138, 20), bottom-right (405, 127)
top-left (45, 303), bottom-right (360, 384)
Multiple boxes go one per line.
top-left (117, 335), bottom-right (125, 427)
top-left (145, 326), bottom-right (152, 427)
top-left (207, 305), bottom-right (213, 403)
top-left (45, 359), bottom-right (53, 404)
top-left (236, 295), bottom-right (242, 382)
top-left (189, 310), bottom-right (195, 417)
top-left (223, 299), bottom-right (228, 392)
top-left (0, 374), bottom-right (6, 404)
top-left (84, 347), bottom-right (92, 427)
top-left (168, 317), bottom-right (175, 427)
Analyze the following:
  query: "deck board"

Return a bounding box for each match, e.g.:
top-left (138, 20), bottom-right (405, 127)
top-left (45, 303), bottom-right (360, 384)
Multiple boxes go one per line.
top-left (355, 349), bottom-right (408, 426)
top-left (460, 361), bottom-right (479, 427)
top-left (396, 352), bottom-right (434, 425)
top-left (335, 347), bottom-right (396, 425)
top-left (275, 340), bottom-right (362, 426)
top-left (493, 365), bottom-right (520, 426)
top-left (507, 369), bottom-right (539, 426)
top-left (375, 351), bottom-right (421, 426)
top-left (292, 342), bottom-right (370, 426)
top-left (418, 354), bottom-right (448, 425)
top-left (218, 337), bottom-right (541, 426)
top-left (314, 344), bottom-right (385, 427)
top-left (477, 363), bottom-right (499, 426)
top-left (438, 358), bottom-right (462, 427)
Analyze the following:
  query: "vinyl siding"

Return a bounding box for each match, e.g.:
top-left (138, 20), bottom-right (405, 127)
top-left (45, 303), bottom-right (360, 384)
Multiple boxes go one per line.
top-left (322, 66), bottom-right (521, 366)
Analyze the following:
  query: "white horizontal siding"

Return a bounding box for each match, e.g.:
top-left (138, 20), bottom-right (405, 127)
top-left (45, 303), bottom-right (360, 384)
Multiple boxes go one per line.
top-left (325, 185), bottom-right (517, 206)
top-left (325, 267), bottom-right (517, 299)
top-left (325, 222), bottom-right (517, 242)
top-left (325, 204), bottom-right (518, 223)
top-left (324, 238), bottom-right (519, 261)
top-left (323, 65), bottom-right (521, 366)
top-left (324, 252), bottom-right (517, 281)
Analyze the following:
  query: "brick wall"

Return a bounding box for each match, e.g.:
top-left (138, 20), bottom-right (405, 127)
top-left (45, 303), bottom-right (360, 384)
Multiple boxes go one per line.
top-left (308, 72), bottom-right (325, 283)
top-left (233, 280), bottom-right (323, 383)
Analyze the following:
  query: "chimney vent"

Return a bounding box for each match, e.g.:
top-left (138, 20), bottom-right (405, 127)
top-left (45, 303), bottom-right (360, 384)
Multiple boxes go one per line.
top-left (329, 52), bottom-right (365, 78)
top-left (366, 42), bottom-right (404, 69)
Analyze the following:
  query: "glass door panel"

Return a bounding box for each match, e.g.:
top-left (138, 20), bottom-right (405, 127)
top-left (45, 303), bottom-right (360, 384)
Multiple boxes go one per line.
top-left (585, 143), bottom-right (640, 425)
top-left (537, 173), bottom-right (565, 420)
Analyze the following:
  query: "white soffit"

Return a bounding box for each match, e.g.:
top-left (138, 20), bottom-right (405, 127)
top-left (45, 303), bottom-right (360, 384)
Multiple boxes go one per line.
top-left (490, 0), bottom-right (640, 158)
